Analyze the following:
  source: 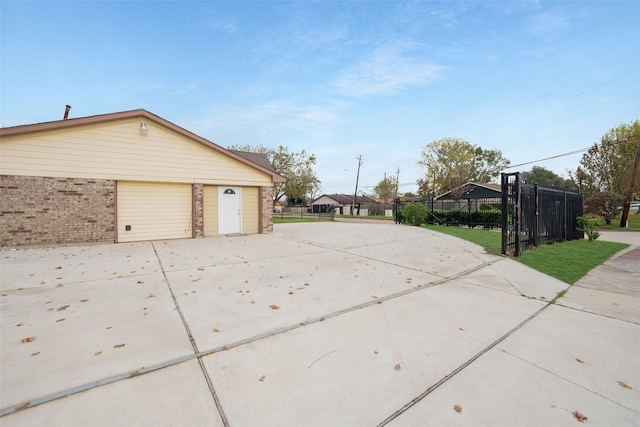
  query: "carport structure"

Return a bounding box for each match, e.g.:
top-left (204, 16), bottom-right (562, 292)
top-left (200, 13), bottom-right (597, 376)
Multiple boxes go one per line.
top-left (1, 222), bottom-right (638, 426)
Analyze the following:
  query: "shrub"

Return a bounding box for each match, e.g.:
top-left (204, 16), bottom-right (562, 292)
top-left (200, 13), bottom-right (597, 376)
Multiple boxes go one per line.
top-left (402, 202), bottom-right (429, 226)
top-left (584, 192), bottom-right (622, 224)
top-left (576, 215), bottom-right (601, 242)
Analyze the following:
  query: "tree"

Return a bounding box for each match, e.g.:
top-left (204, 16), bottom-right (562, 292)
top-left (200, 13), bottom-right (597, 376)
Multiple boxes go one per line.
top-left (373, 175), bottom-right (397, 203)
top-left (521, 166), bottom-right (575, 188)
top-left (417, 138), bottom-right (510, 196)
top-left (228, 144), bottom-right (321, 204)
top-left (569, 120), bottom-right (640, 197)
top-left (584, 192), bottom-right (622, 224)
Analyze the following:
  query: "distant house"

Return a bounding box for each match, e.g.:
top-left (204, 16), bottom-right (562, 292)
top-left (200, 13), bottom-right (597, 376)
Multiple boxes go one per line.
top-left (436, 182), bottom-right (501, 201)
top-left (309, 194), bottom-right (378, 216)
top-left (0, 109), bottom-right (286, 247)
top-left (435, 182), bottom-right (502, 211)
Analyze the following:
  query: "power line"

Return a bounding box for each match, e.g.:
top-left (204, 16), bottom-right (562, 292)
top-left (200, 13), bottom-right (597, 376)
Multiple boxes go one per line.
top-left (505, 147), bottom-right (589, 169)
top-left (505, 137), bottom-right (636, 170)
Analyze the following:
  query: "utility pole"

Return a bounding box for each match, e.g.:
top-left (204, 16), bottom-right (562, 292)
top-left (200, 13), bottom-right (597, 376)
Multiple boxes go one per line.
top-left (352, 155), bottom-right (363, 216)
top-left (395, 167), bottom-right (400, 199)
top-left (620, 136), bottom-right (640, 227)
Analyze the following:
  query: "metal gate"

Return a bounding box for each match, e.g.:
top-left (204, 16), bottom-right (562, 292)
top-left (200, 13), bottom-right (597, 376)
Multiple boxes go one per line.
top-left (501, 172), bottom-right (583, 256)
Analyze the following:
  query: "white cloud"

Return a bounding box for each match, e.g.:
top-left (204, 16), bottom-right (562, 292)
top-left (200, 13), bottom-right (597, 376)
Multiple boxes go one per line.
top-left (528, 12), bottom-right (570, 37)
top-left (332, 41), bottom-right (445, 97)
top-left (202, 19), bottom-right (237, 34)
top-left (189, 99), bottom-right (348, 140)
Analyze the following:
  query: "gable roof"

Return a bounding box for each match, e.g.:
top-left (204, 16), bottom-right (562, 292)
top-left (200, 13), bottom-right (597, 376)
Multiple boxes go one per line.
top-left (0, 109), bottom-right (286, 183)
top-left (229, 150), bottom-right (277, 173)
top-left (436, 182), bottom-right (501, 200)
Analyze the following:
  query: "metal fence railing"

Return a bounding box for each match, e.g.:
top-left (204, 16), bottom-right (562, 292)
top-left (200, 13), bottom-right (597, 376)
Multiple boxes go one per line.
top-left (501, 172), bottom-right (583, 256)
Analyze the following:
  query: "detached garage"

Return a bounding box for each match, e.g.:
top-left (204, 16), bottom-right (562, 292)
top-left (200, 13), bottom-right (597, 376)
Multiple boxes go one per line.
top-left (0, 109), bottom-right (286, 247)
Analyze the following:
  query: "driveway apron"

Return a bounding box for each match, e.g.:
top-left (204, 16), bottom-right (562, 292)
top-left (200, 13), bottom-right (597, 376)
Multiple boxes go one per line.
top-left (1, 222), bottom-right (638, 426)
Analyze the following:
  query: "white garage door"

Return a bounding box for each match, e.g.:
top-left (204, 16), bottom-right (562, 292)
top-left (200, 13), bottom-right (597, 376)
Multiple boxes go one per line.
top-left (117, 181), bottom-right (192, 243)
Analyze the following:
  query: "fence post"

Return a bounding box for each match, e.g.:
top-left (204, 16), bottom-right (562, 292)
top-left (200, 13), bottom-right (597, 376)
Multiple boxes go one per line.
top-left (533, 184), bottom-right (539, 248)
top-left (501, 173), bottom-right (508, 255)
top-left (514, 173), bottom-right (521, 257)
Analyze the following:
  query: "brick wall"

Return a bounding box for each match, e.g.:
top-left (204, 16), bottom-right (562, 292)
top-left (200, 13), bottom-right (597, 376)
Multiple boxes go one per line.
top-left (0, 175), bottom-right (115, 247)
top-left (260, 186), bottom-right (274, 233)
top-left (193, 183), bottom-right (204, 237)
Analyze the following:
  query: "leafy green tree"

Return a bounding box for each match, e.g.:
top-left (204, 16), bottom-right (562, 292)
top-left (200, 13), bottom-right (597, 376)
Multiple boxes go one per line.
top-left (228, 144), bottom-right (321, 204)
top-left (373, 176), bottom-right (397, 203)
top-left (417, 138), bottom-right (510, 196)
top-left (569, 120), bottom-right (640, 197)
top-left (521, 166), bottom-right (575, 188)
top-left (584, 192), bottom-right (622, 224)
top-left (416, 178), bottom-right (432, 199)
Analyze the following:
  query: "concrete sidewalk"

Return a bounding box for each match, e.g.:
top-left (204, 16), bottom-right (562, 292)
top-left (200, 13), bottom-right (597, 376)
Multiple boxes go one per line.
top-left (558, 230), bottom-right (640, 323)
top-left (1, 223), bottom-right (638, 426)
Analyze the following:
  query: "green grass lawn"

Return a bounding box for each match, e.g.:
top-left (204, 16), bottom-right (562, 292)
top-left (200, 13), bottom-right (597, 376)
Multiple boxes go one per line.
top-left (599, 213), bottom-right (640, 229)
top-left (422, 224), bottom-right (629, 284)
top-left (423, 224), bottom-right (503, 255)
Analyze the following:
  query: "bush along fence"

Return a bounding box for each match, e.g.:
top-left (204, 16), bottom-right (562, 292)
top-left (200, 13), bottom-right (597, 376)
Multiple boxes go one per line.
top-left (394, 174), bottom-right (584, 257)
top-left (394, 185), bottom-right (503, 229)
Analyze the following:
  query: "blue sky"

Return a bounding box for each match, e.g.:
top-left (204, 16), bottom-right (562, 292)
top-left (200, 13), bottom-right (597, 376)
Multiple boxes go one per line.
top-left (2, 1), bottom-right (639, 196)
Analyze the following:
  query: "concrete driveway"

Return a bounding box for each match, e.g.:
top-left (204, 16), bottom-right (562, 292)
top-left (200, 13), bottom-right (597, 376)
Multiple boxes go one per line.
top-left (1, 222), bottom-right (638, 426)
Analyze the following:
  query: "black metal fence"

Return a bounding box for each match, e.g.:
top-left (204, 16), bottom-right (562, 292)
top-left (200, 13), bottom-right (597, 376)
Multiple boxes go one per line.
top-left (501, 172), bottom-right (583, 256)
top-left (394, 198), bottom-right (502, 228)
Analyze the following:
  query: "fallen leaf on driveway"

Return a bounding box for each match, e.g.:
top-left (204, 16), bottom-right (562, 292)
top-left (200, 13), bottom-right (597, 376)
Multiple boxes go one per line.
top-left (113, 343), bottom-right (126, 349)
top-left (270, 304), bottom-right (280, 310)
top-left (394, 363), bottom-right (401, 371)
top-left (80, 299), bottom-right (88, 303)
top-left (454, 405), bottom-right (462, 413)
top-left (573, 411), bottom-right (587, 422)
top-left (56, 305), bottom-right (70, 311)
top-left (55, 318), bottom-right (65, 322)
top-left (136, 280), bottom-right (144, 284)
top-left (30, 352), bottom-right (40, 357)
top-left (617, 380), bottom-right (632, 390)
top-left (21, 337), bottom-right (36, 343)
top-left (258, 375), bottom-right (266, 382)
top-left (94, 351), bottom-right (103, 356)
top-left (213, 328), bottom-right (220, 333)
top-left (55, 266), bottom-right (62, 270)
top-left (146, 293), bottom-right (156, 298)
top-left (576, 358), bottom-right (584, 363)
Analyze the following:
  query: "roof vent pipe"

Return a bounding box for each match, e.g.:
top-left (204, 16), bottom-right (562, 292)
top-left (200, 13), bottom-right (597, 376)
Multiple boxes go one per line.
top-left (63, 105), bottom-right (71, 120)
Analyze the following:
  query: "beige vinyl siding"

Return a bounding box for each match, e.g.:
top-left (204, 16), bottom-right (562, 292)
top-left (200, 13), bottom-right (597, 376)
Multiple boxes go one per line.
top-left (242, 187), bottom-right (259, 234)
top-left (117, 182), bottom-right (192, 243)
top-left (203, 185), bottom-right (218, 237)
top-left (0, 119), bottom-right (272, 186)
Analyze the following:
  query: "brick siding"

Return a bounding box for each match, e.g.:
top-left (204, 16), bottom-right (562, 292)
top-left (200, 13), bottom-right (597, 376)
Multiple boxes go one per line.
top-left (260, 186), bottom-right (274, 233)
top-left (0, 175), bottom-right (115, 247)
top-left (193, 183), bottom-right (204, 237)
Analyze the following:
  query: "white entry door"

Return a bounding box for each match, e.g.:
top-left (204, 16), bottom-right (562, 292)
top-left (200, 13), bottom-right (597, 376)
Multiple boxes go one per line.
top-left (218, 186), bottom-right (242, 234)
